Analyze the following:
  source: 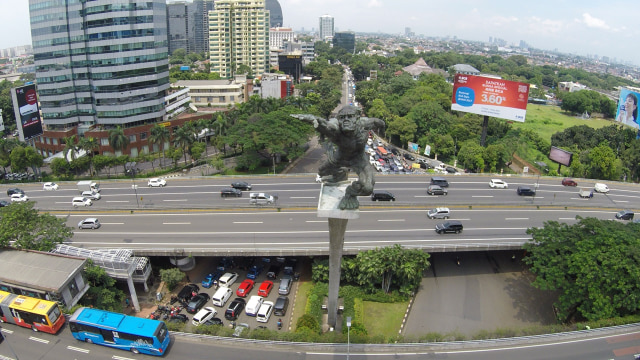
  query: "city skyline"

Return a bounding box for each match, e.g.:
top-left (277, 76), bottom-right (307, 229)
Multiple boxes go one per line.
top-left (0, 0), bottom-right (637, 65)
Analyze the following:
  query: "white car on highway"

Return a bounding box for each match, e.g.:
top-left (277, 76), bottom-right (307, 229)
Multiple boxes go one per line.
top-left (10, 193), bottom-right (28, 202)
top-left (148, 178), bottom-right (167, 187)
top-left (489, 179), bottom-right (508, 189)
top-left (43, 182), bottom-right (59, 191)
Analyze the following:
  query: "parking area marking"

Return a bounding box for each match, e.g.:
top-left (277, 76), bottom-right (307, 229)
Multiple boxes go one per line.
top-left (67, 346), bottom-right (90, 353)
top-left (29, 336), bottom-right (49, 344)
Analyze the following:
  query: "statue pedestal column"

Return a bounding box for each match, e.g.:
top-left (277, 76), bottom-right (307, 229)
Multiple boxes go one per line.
top-left (318, 181), bottom-right (359, 328)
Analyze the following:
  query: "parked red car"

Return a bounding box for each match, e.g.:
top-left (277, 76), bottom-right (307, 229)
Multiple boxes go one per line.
top-left (562, 178), bottom-right (577, 186)
top-left (236, 279), bottom-right (255, 297)
top-left (257, 281), bottom-right (274, 297)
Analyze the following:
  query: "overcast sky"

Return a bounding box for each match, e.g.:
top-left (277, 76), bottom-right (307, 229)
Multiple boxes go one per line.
top-left (1, 0), bottom-right (636, 65)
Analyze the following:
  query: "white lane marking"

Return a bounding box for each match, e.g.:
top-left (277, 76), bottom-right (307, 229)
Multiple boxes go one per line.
top-left (67, 345), bottom-right (90, 353)
top-left (29, 336), bottom-right (49, 344)
top-left (233, 221), bottom-right (264, 224)
top-left (1, 328), bottom-right (13, 334)
top-left (163, 222), bottom-right (191, 225)
top-left (162, 199), bottom-right (187, 202)
top-left (113, 355), bottom-right (137, 360)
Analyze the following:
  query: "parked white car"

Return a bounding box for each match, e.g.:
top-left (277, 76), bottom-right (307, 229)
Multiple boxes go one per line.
top-left (43, 182), bottom-right (59, 191)
top-left (192, 307), bottom-right (217, 326)
top-left (148, 178), bottom-right (167, 187)
top-left (489, 179), bottom-right (509, 189)
top-left (245, 295), bottom-right (264, 317)
top-left (256, 301), bottom-right (274, 323)
top-left (10, 193), bottom-right (28, 202)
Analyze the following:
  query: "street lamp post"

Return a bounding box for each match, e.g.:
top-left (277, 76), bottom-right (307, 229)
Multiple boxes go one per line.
top-left (346, 316), bottom-right (351, 360)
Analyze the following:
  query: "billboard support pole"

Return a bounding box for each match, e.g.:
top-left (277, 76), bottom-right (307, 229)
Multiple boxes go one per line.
top-left (480, 115), bottom-right (489, 147)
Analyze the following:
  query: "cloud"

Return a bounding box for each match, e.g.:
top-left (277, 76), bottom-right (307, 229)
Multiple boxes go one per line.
top-left (367, 0), bottom-right (382, 8)
top-left (580, 13), bottom-right (610, 30)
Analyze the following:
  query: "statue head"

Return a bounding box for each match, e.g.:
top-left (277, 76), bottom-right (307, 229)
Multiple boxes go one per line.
top-left (337, 106), bottom-right (361, 132)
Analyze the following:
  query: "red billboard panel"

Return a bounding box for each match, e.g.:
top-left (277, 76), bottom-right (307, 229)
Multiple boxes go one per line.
top-left (13, 84), bottom-right (43, 141)
top-left (451, 74), bottom-right (530, 122)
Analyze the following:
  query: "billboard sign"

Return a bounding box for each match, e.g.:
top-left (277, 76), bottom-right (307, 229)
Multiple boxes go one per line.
top-left (549, 146), bottom-right (573, 167)
top-left (451, 74), bottom-right (530, 122)
top-left (615, 88), bottom-right (640, 129)
top-left (12, 84), bottom-right (43, 141)
top-left (408, 142), bottom-right (419, 153)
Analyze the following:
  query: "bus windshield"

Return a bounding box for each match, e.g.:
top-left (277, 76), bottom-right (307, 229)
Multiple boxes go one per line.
top-left (48, 306), bottom-right (61, 325)
top-left (155, 322), bottom-right (168, 344)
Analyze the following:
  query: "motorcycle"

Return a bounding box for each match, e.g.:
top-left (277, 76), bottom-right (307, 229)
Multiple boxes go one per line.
top-left (277, 318), bottom-right (283, 330)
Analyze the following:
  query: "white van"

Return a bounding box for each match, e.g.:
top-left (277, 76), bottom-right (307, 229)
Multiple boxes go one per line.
top-left (192, 307), bottom-right (216, 326)
top-left (211, 286), bottom-right (233, 307)
top-left (218, 272), bottom-right (239, 287)
top-left (594, 183), bottom-right (610, 193)
top-left (256, 301), bottom-right (274, 323)
top-left (245, 295), bottom-right (263, 316)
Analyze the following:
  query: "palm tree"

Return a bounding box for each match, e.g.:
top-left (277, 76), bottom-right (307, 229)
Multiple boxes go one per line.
top-left (78, 137), bottom-right (99, 176)
top-left (108, 126), bottom-right (129, 156)
top-left (172, 123), bottom-right (195, 165)
top-left (212, 114), bottom-right (229, 155)
top-left (62, 135), bottom-right (79, 163)
top-left (149, 124), bottom-right (170, 167)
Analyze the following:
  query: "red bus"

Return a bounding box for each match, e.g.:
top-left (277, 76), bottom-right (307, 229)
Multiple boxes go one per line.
top-left (0, 290), bottom-right (65, 334)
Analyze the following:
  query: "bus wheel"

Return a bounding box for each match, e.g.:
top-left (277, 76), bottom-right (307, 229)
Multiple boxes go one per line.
top-left (31, 325), bottom-right (38, 332)
top-left (131, 348), bottom-right (140, 354)
top-left (85, 339), bottom-right (93, 344)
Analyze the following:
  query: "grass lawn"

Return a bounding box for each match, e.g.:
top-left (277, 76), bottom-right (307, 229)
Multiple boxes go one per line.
top-left (362, 300), bottom-right (409, 338)
top-left (291, 280), bottom-right (313, 331)
top-left (510, 104), bottom-right (613, 142)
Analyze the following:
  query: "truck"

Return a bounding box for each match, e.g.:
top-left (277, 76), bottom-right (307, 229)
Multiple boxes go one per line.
top-left (578, 188), bottom-right (593, 198)
top-left (77, 181), bottom-right (100, 193)
top-left (249, 193), bottom-right (276, 205)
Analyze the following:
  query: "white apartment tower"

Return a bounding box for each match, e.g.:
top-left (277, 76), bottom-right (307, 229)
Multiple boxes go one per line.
top-left (319, 15), bottom-right (334, 41)
top-left (209, 0), bottom-right (270, 78)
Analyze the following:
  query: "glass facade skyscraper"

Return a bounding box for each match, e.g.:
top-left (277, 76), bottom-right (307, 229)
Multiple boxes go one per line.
top-left (30, 0), bottom-right (170, 136)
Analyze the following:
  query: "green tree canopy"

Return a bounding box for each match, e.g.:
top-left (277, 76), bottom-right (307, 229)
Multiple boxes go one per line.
top-left (524, 217), bottom-right (640, 323)
top-left (0, 202), bottom-right (73, 251)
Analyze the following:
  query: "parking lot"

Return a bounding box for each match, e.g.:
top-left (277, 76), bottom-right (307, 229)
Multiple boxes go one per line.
top-left (160, 256), bottom-right (299, 334)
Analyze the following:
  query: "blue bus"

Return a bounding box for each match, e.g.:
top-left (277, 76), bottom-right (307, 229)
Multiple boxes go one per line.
top-left (69, 307), bottom-right (170, 356)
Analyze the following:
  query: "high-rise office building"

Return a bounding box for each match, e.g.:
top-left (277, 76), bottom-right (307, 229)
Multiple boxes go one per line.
top-left (29, 0), bottom-right (170, 156)
top-left (319, 15), bottom-right (334, 41)
top-left (209, 0), bottom-right (270, 78)
top-left (167, 0), bottom-right (214, 55)
top-left (333, 32), bottom-right (355, 54)
top-left (265, 0), bottom-right (283, 28)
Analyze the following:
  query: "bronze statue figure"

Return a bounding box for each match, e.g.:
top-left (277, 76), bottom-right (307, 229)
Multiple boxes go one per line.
top-left (292, 105), bottom-right (385, 210)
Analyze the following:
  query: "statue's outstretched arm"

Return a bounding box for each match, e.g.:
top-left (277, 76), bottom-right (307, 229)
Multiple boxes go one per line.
top-left (359, 117), bottom-right (385, 131)
top-left (291, 114), bottom-right (338, 135)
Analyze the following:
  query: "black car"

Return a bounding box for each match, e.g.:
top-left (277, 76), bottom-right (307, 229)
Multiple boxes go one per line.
top-left (371, 190), bottom-right (395, 201)
top-left (231, 181), bottom-right (252, 191)
top-left (266, 264), bottom-right (281, 280)
top-left (403, 153), bottom-right (415, 161)
top-left (6, 188), bottom-right (24, 196)
top-left (0, 200), bottom-right (9, 207)
top-left (203, 317), bottom-right (223, 326)
top-left (435, 220), bottom-right (464, 234)
top-left (224, 298), bottom-right (246, 320)
top-left (177, 283), bottom-right (199, 303)
top-left (445, 166), bottom-right (457, 174)
top-left (427, 185), bottom-right (448, 196)
top-left (167, 314), bottom-right (188, 323)
top-left (517, 186), bottom-right (536, 196)
top-left (186, 293), bottom-right (210, 313)
top-left (221, 188), bottom-right (242, 197)
top-left (615, 210), bottom-right (634, 220)
top-left (217, 257), bottom-right (235, 271)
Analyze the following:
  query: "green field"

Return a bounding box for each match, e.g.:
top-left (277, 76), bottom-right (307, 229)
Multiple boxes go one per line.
top-left (510, 104), bottom-right (614, 142)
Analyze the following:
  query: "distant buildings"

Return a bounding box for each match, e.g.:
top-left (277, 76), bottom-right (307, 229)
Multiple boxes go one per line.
top-left (167, 0), bottom-right (215, 55)
top-left (333, 32), bottom-right (356, 54)
top-left (319, 15), bottom-right (335, 41)
top-left (209, 0), bottom-right (270, 78)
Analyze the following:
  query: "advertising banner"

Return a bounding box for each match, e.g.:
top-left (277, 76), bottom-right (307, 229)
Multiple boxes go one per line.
top-left (451, 74), bottom-right (530, 122)
top-left (13, 84), bottom-right (43, 141)
top-left (615, 88), bottom-right (640, 129)
top-left (407, 142), bottom-right (419, 152)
